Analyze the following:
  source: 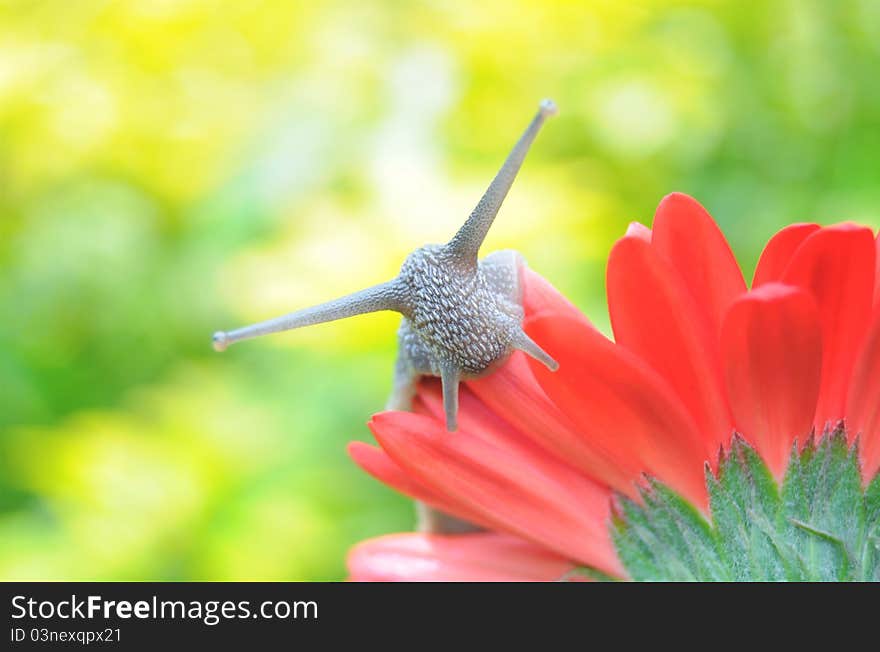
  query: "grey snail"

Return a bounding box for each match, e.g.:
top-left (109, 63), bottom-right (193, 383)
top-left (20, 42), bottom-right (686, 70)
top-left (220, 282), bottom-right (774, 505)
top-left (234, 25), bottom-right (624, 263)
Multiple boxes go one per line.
top-left (212, 99), bottom-right (559, 434)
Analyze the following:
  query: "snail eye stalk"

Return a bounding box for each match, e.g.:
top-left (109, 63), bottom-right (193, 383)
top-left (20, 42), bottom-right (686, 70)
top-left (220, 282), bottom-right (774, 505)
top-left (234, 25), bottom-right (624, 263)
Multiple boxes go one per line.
top-left (212, 280), bottom-right (406, 352)
top-left (445, 99), bottom-right (558, 265)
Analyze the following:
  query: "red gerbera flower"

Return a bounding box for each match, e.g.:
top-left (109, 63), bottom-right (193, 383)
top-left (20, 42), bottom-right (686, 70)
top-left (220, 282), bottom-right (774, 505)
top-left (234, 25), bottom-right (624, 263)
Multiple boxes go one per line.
top-left (348, 193), bottom-right (880, 582)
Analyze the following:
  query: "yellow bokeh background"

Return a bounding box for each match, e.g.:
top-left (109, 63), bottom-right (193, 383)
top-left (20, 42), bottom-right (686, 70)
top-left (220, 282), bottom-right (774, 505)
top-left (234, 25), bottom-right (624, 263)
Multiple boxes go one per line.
top-left (1, 0), bottom-right (879, 579)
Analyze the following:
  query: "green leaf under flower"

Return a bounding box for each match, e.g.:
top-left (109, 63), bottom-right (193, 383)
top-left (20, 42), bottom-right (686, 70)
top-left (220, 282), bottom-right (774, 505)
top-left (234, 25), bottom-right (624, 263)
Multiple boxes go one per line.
top-left (609, 426), bottom-right (880, 582)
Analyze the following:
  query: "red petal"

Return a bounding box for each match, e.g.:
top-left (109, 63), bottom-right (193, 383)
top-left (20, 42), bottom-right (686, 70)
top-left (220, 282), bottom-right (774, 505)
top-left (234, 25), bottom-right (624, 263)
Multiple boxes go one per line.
top-left (782, 224), bottom-right (876, 428)
top-left (607, 234), bottom-right (733, 453)
top-left (720, 284), bottom-right (823, 478)
top-left (464, 270), bottom-right (639, 495)
top-left (347, 532), bottom-right (576, 582)
top-left (414, 380), bottom-right (546, 456)
top-left (652, 193), bottom-right (746, 336)
top-left (347, 441), bottom-right (484, 526)
top-left (752, 223), bottom-right (821, 287)
top-left (521, 267), bottom-right (591, 326)
top-left (469, 353), bottom-right (640, 497)
top-left (874, 233), bottom-right (880, 308)
top-left (846, 307), bottom-right (880, 480)
top-left (527, 314), bottom-right (709, 508)
top-left (626, 221), bottom-right (652, 242)
top-left (369, 411), bottom-right (623, 576)
top-left (416, 382), bottom-right (638, 520)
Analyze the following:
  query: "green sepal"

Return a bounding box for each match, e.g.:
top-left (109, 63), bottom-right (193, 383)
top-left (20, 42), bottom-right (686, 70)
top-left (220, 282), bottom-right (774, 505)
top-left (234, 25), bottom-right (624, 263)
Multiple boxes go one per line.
top-left (779, 427), bottom-right (866, 580)
top-left (611, 427), bottom-right (879, 582)
top-left (708, 435), bottom-right (785, 580)
top-left (863, 472), bottom-right (880, 580)
top-left (558, 567), bottom-right (620, 582)
top-left (611, 477), bottom-right (728, 581)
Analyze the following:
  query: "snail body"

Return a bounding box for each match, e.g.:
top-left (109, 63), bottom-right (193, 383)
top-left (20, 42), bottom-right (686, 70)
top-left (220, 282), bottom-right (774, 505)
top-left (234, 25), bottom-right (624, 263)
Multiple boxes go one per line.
top-left (213, 99), bottom-right (559, 433)
top-left (213, 100), bottom-right (559, 532)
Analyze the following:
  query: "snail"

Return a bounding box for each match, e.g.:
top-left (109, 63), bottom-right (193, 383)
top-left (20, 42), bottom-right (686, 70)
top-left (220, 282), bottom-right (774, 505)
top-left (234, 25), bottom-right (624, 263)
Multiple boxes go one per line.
top-left (212, 100), bottom-right (559, 531)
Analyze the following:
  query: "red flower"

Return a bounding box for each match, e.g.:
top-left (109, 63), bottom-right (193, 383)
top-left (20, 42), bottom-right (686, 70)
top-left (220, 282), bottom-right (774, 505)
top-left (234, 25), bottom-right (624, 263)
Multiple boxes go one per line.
top-left (348, 193), bottom-right (880, 581)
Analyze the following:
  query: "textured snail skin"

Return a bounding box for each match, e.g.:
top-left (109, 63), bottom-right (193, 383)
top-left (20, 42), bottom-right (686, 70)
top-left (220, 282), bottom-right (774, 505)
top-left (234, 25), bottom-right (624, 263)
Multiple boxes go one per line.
top-left (213, 99), bottom-right (559, 435)
top-left (386, 245), bottom-right (557, 434)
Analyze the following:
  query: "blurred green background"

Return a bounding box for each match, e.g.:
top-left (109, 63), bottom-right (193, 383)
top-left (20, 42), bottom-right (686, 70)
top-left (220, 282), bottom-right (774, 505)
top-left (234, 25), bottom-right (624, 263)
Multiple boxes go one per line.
top-left (1, 0), bottom-right (879, 580)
